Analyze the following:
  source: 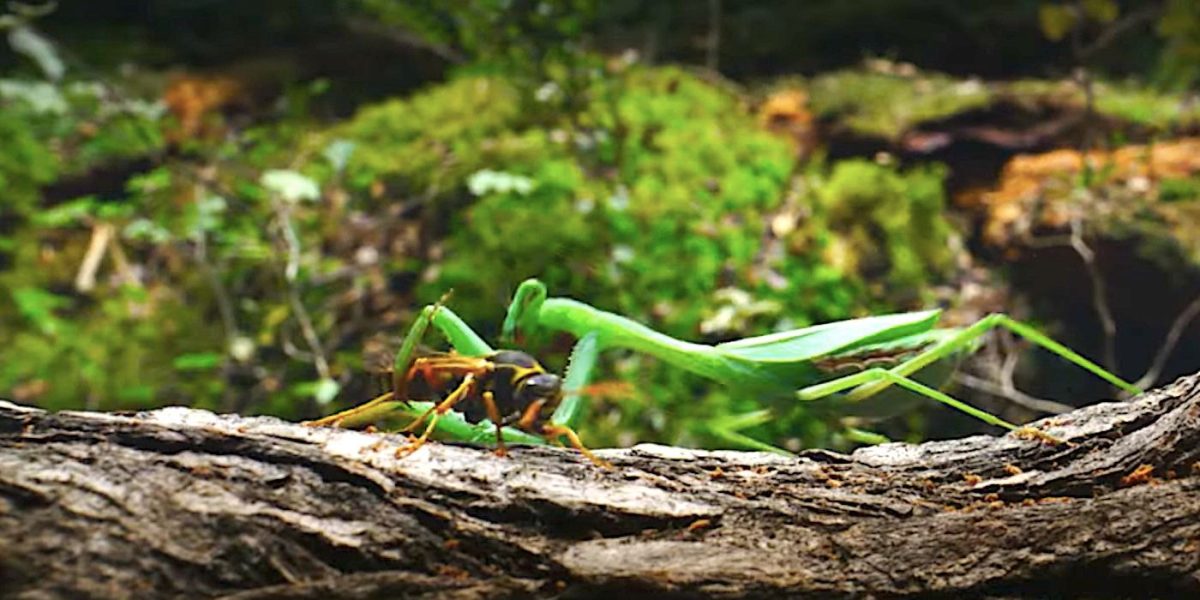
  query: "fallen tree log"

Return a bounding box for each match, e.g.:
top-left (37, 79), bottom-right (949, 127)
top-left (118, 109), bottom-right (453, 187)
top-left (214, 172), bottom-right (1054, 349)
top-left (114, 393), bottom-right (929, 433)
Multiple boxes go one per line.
top-left (2, 374), bottom-right (1199, 599)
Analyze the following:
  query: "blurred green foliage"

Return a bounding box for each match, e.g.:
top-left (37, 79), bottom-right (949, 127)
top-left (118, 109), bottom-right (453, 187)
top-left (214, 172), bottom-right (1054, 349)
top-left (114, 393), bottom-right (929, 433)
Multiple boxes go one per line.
top-left (0, 79), bottom-right (163, 218)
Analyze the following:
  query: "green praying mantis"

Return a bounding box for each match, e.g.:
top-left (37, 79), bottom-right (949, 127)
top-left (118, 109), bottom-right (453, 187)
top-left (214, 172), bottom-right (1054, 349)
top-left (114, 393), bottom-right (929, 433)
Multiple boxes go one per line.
top-left (309, 278), bottom-right (1141, 460)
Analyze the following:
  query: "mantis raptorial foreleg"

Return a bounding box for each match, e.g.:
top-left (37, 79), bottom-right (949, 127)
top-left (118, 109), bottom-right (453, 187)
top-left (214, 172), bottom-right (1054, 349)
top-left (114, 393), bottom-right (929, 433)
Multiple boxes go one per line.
top-left (801, 313), bottom-right (1140, 407)
top-left (552, 331), bottom-right (601, 428)
top-left (305, 299), bottom-right (493, 428)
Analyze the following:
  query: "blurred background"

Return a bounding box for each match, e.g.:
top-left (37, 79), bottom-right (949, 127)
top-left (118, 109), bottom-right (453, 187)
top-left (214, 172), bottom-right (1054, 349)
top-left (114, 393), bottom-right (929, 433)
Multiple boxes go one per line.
top-left (2, 0), bottom-right (1199, 450)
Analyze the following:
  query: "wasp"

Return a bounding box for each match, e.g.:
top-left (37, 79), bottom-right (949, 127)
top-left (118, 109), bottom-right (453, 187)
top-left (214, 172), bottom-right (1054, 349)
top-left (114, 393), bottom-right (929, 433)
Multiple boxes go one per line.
top-left (307, 319), bottom-right (607, 467)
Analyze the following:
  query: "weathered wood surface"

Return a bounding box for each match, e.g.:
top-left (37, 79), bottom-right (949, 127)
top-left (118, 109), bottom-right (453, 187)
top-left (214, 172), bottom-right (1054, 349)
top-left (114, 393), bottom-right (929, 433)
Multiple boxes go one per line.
top-left (2, 374), bottom-right (1199, 599)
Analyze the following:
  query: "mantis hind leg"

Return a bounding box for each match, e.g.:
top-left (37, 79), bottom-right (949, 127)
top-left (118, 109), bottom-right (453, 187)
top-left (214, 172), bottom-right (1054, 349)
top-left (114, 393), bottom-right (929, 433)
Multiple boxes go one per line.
top-left (798, 367), bottom-right (1019, 430)
top-left (803, 313), bottom-right (1140, 406)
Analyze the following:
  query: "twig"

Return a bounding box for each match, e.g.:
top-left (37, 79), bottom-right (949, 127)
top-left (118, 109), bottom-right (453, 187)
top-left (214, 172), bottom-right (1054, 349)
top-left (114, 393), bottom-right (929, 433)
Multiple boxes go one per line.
top-left (998, 332), bottom-right (1023, 393)
top-left (280, 325), bottom-right (316, 363)
top-left (959, 332), bottom-right (1077, 415)
top-left (1069, 217), bottom-right (1118, 374)
top-left (74, 222), bottom-right (113, 292)
top-left (342, 16), bottom-right (465, 64)
top-left (1078, 3), bottom-right (1166, 61)
top-left (1135, 295), bottom-right (1200, 390)
top-left (195, 233), bottom-right (238, 344)
top-left (105, 230), bottom-right (138, 287)
top-left (273, 199), bottom-right (332, 381)
top-left (955, 372), bottom-right (1074, 415)
top-left (705, 0), bottom-right (721, 72)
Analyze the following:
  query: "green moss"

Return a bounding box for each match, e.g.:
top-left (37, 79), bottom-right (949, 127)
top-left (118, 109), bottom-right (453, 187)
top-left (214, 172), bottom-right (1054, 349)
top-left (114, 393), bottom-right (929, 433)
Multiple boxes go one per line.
top-left (815, 159), bottom-right (953, 296)
top-left (807, 68), bottom-right (992, 139)
top-left (336, 76), bottom-right (523, 193)
top-left (805, 68), bottom-right (1200, 139)
top-left (1003, 78), bottom-right (1200, 130)
top-left (1092, 81), bottom-right (1200, 128)
top-left (0, 78), bottom-right (164, 220)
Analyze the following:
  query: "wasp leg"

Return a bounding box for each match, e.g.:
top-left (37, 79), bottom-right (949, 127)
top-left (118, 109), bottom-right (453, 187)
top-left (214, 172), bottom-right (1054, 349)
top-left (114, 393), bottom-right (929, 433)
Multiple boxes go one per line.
top-left (480, 391), bottom-right (507, 457)
top-left (305, 391), bottom-right (400, 428)
top-left (516, 398), bottom-right (548, 431)
top-left (400, 403), bottom-right (437, 435)
top-left (541, 424), bottom-right (612, 469)
top-left (396, 374), bottom-right (478, 458)
top-left (397, 357), bottom-right (494, 436)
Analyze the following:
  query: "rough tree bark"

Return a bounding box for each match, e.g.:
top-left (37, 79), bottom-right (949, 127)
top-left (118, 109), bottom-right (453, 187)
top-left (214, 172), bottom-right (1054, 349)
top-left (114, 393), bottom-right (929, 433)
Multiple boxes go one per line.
top-left (2, 374), bottom-right (1199, 599)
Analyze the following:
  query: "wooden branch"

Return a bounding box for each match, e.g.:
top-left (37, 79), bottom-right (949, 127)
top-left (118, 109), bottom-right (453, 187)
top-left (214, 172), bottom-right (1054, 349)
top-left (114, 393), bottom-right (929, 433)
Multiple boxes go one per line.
top-left (3, 374), bottom-right (1200, 599)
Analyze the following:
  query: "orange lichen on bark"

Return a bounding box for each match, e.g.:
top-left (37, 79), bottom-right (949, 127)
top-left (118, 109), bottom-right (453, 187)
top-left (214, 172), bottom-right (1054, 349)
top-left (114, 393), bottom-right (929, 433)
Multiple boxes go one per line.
top-left (684, 519), bottom-right (713, 535)
top-left (1119, 463), bottom-right (1157, 487)
top-left (758, 89), bottom-right (817, 158)
top-left (163, 74), bottom-right (250, 142)
top-left (960, 138), bottom-right (1200, 246)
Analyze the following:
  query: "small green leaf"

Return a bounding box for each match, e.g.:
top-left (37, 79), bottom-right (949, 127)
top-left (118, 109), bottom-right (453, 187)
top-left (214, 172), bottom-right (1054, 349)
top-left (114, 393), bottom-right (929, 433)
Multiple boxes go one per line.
top-left (11, 287), bottom-right (70, 336)
top-left (123, 218), bottom-right (172, 243)
top-left (184, 195), bottom-right (227, 238)
top-left (261, 169), bottom-right (321, 202)
top-left (314, 378), bottom-right (341, 405)
top-left (126, 167), bottom-right (172, 194)
top-left (0, 79), bottom-right (66, 113)
top-left (322, 140), bottom-right (356, 172)
top-left (467, 169), bottom-right (535, 196)
top-left (291, 378), bottom-right (342, 405)
top-left (1082, 0), bottom-right (1118, 23)
top-left (31, 197), bottom-right (96, 227)
top-left (173, 352), bottom-right (224, 371)
top-left (7, 25), bottom-right (64, 80)
top-left (1039, 4), bottom-right (1077, 41)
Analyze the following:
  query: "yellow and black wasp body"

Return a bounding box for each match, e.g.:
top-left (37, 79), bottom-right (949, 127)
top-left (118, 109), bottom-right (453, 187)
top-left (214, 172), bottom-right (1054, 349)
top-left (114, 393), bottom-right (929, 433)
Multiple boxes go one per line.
top-left (398, 349), bottom-right (564, 434)
top-left (315, 345), bottom-right (572, 458)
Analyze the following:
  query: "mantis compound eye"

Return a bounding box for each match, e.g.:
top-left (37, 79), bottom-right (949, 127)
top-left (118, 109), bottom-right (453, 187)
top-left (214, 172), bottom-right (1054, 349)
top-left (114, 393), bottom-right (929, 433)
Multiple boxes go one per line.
top-left (517, 373), bottom-right (562, 402)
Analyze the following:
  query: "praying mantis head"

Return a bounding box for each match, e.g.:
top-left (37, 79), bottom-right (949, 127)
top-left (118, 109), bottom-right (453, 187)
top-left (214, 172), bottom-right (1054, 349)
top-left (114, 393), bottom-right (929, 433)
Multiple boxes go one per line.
top-left (502, 278), bottom-right (548, 345)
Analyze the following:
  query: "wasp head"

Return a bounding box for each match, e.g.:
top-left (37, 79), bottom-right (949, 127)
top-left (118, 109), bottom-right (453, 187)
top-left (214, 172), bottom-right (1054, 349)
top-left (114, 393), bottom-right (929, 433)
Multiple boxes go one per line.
top-left (515, 372), bottom-right (562, 407)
